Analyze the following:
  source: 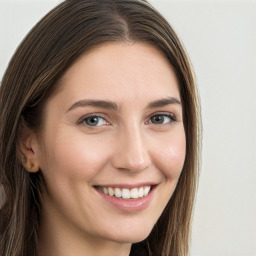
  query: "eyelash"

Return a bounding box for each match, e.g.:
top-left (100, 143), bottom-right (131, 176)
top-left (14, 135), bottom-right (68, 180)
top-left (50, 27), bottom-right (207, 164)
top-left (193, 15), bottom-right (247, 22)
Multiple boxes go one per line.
top-left (147, 113), bottom-right (177, 125)
top-left (78, 112), bottom-right (177, 128)
top-left (78, 114), bottom-right (109, 127)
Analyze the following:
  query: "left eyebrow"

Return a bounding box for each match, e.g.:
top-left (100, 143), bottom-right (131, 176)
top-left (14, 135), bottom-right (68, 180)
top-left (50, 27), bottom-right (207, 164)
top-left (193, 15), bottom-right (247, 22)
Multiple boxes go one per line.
top-left (146, 97), bottom-right (181, 109)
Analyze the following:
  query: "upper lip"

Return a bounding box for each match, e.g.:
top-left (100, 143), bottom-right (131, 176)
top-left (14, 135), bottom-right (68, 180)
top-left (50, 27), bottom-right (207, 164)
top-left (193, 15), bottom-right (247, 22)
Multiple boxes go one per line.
top-left (94, 182), bottom-right (158, 189)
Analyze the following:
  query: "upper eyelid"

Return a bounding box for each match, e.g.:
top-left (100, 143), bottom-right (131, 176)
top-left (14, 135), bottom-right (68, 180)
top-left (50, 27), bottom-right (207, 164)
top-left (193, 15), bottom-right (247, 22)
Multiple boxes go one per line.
top-left (77, 111), bottom-right (178, 124)
top-left (77, 113), bottom-right (109, 124)
top-left (146, 111), bottom-right (176, 120)
top-left (146, 112), bottom-right (177, 124)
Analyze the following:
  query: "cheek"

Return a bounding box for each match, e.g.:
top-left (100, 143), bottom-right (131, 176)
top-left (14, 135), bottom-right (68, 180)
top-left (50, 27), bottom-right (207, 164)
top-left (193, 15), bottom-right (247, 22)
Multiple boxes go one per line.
top-left (153, 130), bottom-right (186, 179)
top-left (39, 132), bottom-right (111, 182)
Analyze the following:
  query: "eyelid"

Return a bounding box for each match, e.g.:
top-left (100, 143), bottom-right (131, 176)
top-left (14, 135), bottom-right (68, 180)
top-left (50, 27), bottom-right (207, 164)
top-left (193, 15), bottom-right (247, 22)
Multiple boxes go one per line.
top-left (77, 113), bottom-right (110, 126)
top-left (77, 111), bottom-right (178, 127)
top-left (146, 112), bottom-right (177, 124)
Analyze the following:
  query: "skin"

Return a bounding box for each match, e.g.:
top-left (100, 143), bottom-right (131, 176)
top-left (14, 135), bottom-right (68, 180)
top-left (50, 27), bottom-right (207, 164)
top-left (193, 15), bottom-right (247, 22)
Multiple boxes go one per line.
top-left (23, 42), bottom-right (186, 256)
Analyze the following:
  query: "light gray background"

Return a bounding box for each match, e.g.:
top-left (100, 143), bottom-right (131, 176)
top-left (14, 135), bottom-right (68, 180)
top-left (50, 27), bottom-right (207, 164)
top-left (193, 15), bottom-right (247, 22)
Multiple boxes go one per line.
top-left (0, 0), bottom-right (255, 255)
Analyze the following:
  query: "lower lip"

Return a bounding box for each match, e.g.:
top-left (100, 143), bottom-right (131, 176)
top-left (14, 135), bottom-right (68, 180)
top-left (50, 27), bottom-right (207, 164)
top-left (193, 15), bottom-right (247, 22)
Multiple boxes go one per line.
top-left (95, 186), bottom-right (156, 212)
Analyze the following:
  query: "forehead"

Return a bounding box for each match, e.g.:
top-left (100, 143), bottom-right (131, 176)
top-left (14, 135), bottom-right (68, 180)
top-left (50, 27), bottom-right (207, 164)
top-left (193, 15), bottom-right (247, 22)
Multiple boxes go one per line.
top-left (55, 42), bottom-right (180, 105)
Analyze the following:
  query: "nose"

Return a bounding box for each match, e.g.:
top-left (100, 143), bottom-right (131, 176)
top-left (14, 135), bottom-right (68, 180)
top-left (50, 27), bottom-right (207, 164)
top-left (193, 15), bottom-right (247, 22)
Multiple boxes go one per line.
top-left (111, 124), bottom-right (151, 173)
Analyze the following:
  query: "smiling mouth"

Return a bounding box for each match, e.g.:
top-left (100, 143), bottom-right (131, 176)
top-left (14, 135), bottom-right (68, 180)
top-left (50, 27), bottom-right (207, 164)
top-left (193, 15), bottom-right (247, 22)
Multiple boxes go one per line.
top-left (95, 185), bottom-right (152, 200)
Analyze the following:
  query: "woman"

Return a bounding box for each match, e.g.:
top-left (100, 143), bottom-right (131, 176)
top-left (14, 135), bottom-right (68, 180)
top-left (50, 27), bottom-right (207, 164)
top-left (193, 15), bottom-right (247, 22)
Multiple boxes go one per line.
top-left (0, 0), bottom-right (201, 255)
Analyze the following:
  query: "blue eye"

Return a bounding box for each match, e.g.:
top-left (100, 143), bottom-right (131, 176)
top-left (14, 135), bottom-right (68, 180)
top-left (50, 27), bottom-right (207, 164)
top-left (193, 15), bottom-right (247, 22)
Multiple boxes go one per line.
top-left (149, 114), bottom-right (176, 124)
top-left (83, 116), bottom-right (107, 126)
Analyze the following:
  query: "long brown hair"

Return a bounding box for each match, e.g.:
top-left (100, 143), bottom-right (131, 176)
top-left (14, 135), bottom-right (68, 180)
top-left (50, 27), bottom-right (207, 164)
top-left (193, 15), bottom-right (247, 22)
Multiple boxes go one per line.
top-left (0, 0), bottom-right (201, 255)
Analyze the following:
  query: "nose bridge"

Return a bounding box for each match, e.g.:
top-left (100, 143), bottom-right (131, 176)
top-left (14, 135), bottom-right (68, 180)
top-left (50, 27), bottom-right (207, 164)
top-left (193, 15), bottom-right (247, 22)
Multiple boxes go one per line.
top-left (112, 122), bottom-right (151, 172)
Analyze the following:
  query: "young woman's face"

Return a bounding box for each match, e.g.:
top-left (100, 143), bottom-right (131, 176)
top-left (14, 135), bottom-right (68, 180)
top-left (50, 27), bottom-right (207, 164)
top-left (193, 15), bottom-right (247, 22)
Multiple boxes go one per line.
top-left (34, 43), bottom-right (186, 250)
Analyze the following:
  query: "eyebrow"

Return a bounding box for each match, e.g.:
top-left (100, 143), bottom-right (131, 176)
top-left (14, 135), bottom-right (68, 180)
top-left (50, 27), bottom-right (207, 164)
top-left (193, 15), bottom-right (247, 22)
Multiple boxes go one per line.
top-left (146, 97), bottom-right (181, 109)
top-left (67, 97), bottom-right (181, 112)
top-left (67, 100), bottom-right (118, 112)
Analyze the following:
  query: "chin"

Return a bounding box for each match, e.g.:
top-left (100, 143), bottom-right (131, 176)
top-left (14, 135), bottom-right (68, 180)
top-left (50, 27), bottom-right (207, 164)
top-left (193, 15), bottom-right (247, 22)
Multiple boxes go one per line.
top-left (104, 225), bottom-right (153, 244)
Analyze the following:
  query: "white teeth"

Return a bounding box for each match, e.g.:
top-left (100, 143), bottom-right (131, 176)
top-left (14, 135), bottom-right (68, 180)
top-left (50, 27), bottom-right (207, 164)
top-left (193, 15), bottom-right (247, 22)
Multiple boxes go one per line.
top-left (98, 186), bottom-right (152, 199)
top-left (108, 187), bottom-right (114, 196)
top-left (138, 187), bottom-right (144, 198)
top-left (103, 187), bottom-right (108, 195)
top-left (114, 188), bottom-right (122, 198)
top-left (144, 186), bottom-right (150, 196)
top-left (130, 188), bottom-right (139, 199)
top-left (122, 188), bottom-right (130, 199)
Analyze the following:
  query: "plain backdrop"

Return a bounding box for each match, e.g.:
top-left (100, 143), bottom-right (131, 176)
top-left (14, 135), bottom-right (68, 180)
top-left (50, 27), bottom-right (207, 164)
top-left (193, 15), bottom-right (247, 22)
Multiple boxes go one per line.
top-left (0, 0), bottom-right (255, 255)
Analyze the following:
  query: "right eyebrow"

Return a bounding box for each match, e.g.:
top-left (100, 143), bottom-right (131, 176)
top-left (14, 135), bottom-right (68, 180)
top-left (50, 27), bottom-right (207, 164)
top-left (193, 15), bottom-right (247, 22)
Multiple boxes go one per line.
top-left (66, 99), bottom-right (119, 112)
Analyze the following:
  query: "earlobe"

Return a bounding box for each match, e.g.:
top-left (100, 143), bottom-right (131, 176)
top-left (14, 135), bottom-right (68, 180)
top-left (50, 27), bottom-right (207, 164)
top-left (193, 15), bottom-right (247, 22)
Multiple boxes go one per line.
top-left (18, 130), bottom-right (40, 173)
top-left (21, 157), bottom-right (40, 173)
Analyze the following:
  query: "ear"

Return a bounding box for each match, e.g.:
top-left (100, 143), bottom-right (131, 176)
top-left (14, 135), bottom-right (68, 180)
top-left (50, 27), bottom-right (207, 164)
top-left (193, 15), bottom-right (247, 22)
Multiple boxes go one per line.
top-left (18, 126), bottom-right (40, 173)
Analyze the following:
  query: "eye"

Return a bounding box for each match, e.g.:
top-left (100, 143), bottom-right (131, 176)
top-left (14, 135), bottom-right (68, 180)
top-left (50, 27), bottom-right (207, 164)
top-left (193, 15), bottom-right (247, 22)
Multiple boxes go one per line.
top-left (81, 115), bottom-right (108, 127)
top-left (149, 114), bottom-right (176, 125)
